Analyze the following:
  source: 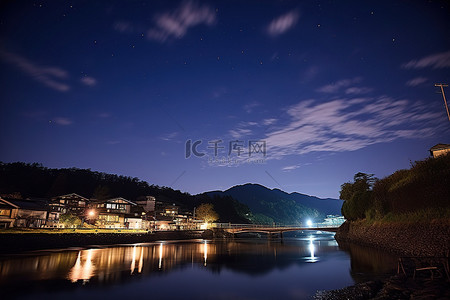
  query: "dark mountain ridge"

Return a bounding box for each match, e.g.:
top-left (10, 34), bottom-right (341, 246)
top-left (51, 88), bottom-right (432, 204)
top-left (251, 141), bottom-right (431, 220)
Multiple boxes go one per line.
top-left (206, 183), bottom-right (343, 225)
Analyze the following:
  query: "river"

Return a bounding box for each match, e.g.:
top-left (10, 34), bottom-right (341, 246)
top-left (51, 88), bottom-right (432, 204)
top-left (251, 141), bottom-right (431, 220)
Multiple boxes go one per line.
top-left (0, 231), bottom-right (398, 299)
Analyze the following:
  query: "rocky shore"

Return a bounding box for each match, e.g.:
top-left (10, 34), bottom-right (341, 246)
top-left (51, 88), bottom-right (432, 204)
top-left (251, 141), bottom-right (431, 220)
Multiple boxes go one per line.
top-left (315, 274), bottom-right (450, 300)
top-left (0, 230), bottom-right (211, 254)
top-left (335, 221), bottom-right (450, 257)
top-left (315, 221), bottom-right (450, 299)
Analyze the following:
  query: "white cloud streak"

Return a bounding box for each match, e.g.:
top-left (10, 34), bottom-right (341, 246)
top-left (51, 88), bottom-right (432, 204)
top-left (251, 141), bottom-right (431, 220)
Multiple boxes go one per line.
top-left (160, 132), bottom-right (179, 141)
top-left (243, 101), bottom-right (261, 113)
top-left (316, 77), bottom-right (362, 93)
top-left (266, 10), bottom-right (299, 37)
top-left (402, 50), bottom-right (450, 69)
top-left (53, 117), bottom-right (73, 125)
top-left (264, 97), bottom-right (441, 159)
top-left (282, 164), bottom-right (301, 171)
top-left (147, 1), bottom-right (216, 43)
top-left (406, 77), bottom-right (428, 87)
top-left (81, 76), bottom-right (97, 86)
top-left (229, 128), bottom-right (252, 139)
top-left (345, 87), bottom-right (373, 95)
top-left (263, 118), bottom-right (277, 126)
top-left (0, 50), bottom-right (70, 92)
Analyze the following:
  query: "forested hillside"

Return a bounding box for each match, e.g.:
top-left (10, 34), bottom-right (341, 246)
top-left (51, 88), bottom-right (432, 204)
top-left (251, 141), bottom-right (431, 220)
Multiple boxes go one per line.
top-left (0, 162), bottom-right (250, 223)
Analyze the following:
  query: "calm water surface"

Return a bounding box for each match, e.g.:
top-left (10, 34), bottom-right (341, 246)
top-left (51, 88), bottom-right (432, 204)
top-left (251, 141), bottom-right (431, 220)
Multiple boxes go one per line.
top-left (0, 232), bottom-right (397, 300)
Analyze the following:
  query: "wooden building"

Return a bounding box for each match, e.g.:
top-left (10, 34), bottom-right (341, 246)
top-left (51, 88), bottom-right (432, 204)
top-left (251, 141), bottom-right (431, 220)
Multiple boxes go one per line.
top-left (429, 143), bottom-right (450, 158)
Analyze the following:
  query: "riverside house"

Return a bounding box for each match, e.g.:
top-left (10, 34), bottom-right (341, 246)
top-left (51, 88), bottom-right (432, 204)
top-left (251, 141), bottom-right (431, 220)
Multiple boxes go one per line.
top-left (0, 197), bottom-right (48, 228)
top-left (429, 143), bottom-right (450, 158)
top-left (0, 193), bottom-right (194, 230)
top-left (47, 193), bottom-right (89, 227)
top-left (90, 197), bottom-right (137, 228)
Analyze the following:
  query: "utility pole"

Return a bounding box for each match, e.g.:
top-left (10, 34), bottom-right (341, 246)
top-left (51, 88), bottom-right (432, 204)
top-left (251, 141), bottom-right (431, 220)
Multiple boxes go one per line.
top-left (435, 83), bottom-right (450, 122)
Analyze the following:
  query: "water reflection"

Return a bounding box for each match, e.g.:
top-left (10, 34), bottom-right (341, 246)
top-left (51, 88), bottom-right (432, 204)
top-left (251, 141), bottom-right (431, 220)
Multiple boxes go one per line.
top-left (67, 250), bottom-right (96, 283)
top-left (306, 235), bottom-right (318, 263)
top-left (158, 242), bottom-right (163, 269)
top-left (0, 232), bottom-right (398, 299)
top-left (337, 240), bottom-right (398, 283)
top-left (203, 240), bottom-right (208, 266)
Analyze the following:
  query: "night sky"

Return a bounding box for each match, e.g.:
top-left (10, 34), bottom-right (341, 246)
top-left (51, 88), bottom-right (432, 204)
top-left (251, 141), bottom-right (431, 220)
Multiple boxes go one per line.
top-left (1, 1), bottom-right (449, 198)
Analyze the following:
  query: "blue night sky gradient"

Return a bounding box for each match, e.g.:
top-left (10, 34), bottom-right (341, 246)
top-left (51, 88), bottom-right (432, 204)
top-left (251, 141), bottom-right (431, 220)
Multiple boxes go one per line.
top-left (1, 1), bottom-right (449, 198)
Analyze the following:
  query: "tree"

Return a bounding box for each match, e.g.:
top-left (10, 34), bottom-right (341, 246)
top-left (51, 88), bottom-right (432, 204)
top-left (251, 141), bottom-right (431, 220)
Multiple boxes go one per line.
top-left (59, 213), bottom-right (82, 228)
top-left (92, 185), bottom-right (111, 200)
top-left (340, 172), bottom-right (376, 221)
top-left (196, 203), bottom-right (219, 223)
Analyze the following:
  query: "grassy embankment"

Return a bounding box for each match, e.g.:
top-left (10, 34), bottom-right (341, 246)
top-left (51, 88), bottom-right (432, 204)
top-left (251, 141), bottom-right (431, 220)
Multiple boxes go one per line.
top-left (342, 153), bottom-right (450, 225)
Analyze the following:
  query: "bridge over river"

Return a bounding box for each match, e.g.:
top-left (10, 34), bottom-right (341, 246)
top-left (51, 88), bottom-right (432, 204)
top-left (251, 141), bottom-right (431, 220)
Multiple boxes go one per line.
top-left (213, 223), bottom-right (340, 236)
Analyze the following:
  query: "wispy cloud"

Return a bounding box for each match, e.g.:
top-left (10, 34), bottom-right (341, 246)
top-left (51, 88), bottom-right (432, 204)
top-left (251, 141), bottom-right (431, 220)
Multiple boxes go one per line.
top-left (282, 164), bottom-right (301, 171)
top-left (160, 132), bottom-right (178, 141)
top-left (0, 49), bottom-right (70, 92)
top-left (345, 87), bottom-right (373, 95)
top-left (80, 76), bottom-right (97, 86)
top-left (147, 1), bottom-right (216, 43)
top-left (53, 117), bottom-right (73, 125)
top-left (402, 50), bottom-right (450, 69)
top-left (266, 10), bottom-right (299, 37)
top-left (243, 101), bottom-right (261, 113)
top-left (406, 77), bottom-right (428, 87)
top-left (228, 120), bottom-right (262, 139)
top-left (228, 118), bottom-right (277, 139)
top-left (316, 77), bottom-right (362, 93)
top-left (263, 118), bottom-right (277, 125)
top-left (264, 96), bottom-right (441, 159)
top-left (229, 128), bottom-right (253, 139)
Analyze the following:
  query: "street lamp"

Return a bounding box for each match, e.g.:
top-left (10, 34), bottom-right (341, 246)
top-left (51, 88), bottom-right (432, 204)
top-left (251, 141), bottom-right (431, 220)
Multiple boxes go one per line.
top-left (84, 209), bottom-right (97, 226)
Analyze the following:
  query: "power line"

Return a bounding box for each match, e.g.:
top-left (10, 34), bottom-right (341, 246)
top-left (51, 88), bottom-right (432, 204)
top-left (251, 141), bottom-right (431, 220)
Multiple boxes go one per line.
top-left (435, 83), bottom-right (450, 122)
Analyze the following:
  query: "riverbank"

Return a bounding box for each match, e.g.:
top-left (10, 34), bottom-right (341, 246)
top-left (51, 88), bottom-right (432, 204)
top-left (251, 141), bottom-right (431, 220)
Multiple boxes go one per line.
top-left (0, 230), bottom-right (212, 254)
top-left (315, 273), bottom-right (450, 300)
top-left (335, 220), bottom-right (450, 257)
top-left (316, 220), bottom-right (450, 299)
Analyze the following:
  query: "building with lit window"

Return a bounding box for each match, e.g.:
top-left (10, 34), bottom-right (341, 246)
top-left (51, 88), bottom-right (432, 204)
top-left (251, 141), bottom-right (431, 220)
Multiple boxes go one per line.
top-left (429, 143), bottom-right (450, 158)
top-left (90, 197), bottom-right (137, 228)
top-left (47, 193), bottom-right (89, 227)
top-left (0, 197), bottom-right (48, 228)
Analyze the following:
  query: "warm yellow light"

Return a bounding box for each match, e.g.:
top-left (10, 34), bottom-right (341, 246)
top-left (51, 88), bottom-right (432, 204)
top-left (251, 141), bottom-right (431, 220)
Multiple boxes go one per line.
top-left (88, 210), bottom-right (95, 217)
top-left (158, 243), bottom-right (163, 269)
top-left (203, 241), bottom-right (208, 266)
top-left (200, 223), bottom-right (208, 230)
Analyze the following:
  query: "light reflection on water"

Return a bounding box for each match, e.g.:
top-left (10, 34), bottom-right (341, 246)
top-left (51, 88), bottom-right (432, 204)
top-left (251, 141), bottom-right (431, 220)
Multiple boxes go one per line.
top-left (0, 232), bottom-right (397, 300)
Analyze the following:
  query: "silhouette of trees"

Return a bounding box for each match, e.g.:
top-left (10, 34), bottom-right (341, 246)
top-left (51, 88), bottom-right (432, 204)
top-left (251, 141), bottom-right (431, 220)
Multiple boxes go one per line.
top-left (340, 172), bottom-right (376, 221)
top-left (340, 155), bottom-right (450, 221)
top-left (92, 185), bottom-right (111, 200)
top-left (0, 162), bottom-right (250, 223)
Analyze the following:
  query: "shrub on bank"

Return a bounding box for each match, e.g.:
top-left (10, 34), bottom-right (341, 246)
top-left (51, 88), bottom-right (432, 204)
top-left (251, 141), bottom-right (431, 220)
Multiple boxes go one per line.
top-left (340, 154), bottom-right (450, 223)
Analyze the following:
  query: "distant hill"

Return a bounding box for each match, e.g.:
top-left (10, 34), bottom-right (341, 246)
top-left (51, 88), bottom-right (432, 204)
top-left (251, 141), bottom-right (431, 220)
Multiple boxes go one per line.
top-left (206, 183), bottom-right (343, 225)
